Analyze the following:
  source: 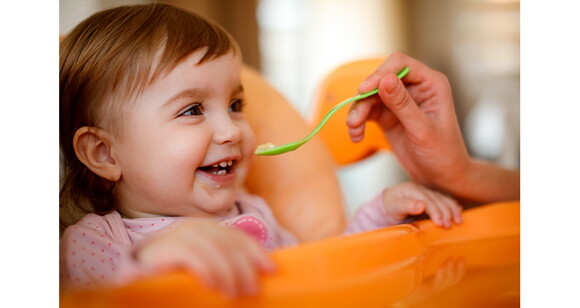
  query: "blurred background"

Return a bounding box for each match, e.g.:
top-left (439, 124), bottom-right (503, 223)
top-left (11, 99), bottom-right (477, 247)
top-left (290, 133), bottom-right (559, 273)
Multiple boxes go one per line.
top-left (60, 0), bottom-right (520, 215)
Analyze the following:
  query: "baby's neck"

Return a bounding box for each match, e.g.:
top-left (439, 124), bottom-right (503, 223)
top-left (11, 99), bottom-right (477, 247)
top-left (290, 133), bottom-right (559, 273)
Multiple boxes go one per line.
top-left (116, 201), bottom-right (242, 219)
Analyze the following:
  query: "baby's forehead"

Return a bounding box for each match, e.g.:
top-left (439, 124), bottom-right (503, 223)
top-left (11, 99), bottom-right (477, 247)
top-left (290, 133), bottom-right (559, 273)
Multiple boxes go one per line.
top-left (161, 49), bottom-right (239, 77)
top-left (151, 48), bottom-right (239, 82)
top-left (112, 48), bottom-right (234, 99)
top-left (126, 50), bottom-right (241, 101)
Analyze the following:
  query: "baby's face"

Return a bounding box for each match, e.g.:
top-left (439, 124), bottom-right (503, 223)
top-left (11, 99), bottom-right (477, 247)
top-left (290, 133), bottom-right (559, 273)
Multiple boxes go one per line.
top-left (111, 50), bottom-right (256, 218)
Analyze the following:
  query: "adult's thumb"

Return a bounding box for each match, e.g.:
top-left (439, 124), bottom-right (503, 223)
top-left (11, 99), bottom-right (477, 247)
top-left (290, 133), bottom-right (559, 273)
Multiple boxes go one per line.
top-left (378, 73), bottom-right (427, 132)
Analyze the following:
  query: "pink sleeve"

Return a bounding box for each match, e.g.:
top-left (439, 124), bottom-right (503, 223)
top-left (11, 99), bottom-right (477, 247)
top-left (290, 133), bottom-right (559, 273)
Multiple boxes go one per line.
top-left (59, 213), bottom-right (146, 291)
top-left (344, 193), bottom-right (402, 235)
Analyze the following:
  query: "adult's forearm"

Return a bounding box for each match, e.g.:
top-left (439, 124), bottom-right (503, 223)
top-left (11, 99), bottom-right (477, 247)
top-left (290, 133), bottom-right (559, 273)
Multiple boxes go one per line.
top-left (449, 158), bottom-right (520, 204)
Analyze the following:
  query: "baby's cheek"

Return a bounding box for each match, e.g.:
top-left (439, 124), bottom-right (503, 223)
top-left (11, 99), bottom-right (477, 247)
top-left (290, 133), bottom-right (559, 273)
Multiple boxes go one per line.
top-left (241, 124), bottom-right (257, 158)
top-left (238, 125), bottom-right (256, 183)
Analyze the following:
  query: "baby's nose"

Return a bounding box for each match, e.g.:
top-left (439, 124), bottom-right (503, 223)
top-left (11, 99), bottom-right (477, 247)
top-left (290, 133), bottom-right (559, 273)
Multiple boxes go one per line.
top-left (213, 117), bottom-right (242, 144)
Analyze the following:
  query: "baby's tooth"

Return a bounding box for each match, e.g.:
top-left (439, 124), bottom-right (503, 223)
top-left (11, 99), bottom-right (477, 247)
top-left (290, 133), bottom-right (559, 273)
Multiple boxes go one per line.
top-left (217, 170), bottom-right (226, 175)
top-left (227, 161), bottom-right (233, 166)
top-left (219, 161), bottom-right (228, 168)
top-left (212, 164), bottom-right (219, 168)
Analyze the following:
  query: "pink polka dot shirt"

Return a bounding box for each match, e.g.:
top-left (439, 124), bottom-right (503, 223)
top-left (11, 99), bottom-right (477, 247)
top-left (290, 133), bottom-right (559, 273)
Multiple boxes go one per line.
top-left (60, 191), bottom-right (393, 290)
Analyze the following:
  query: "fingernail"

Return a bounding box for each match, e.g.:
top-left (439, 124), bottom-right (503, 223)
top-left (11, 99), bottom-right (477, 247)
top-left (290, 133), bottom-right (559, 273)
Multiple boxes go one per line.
top-left (384, 75), bottom-right (399, 94)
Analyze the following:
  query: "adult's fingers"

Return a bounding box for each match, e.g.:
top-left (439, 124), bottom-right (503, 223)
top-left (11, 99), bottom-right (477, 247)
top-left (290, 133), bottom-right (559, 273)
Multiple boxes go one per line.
top-left (357, 52), bottom-right (428, 94)
top-left (357, 55), bottom-right (401, 94)
top-left (346, 96), bottom-right (375, 127)
top-left (355, 52), bottom-right (439, 140)
top-left (377, 73), bottom-right (431, 139)
top-left (347, 95), bottom-right (399, 142)
top-left (347, 96), bottom-right (378, 143)
top-left (347, 123), bottom-right (366, 143)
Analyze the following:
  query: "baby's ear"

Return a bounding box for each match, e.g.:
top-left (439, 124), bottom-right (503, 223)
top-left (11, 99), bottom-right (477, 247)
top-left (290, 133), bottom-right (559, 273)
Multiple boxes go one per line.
top-left (73, 127), bottom-right (121, 182)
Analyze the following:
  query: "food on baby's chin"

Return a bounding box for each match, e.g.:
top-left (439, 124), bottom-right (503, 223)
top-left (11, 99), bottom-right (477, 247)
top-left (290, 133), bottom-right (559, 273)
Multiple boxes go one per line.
top-left (255, 143), bottom-right (277, 154)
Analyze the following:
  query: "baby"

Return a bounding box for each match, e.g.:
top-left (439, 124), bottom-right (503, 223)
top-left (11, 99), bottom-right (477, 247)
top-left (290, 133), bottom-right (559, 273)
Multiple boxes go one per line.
top-left (59, 3), bottom-right (462, 298)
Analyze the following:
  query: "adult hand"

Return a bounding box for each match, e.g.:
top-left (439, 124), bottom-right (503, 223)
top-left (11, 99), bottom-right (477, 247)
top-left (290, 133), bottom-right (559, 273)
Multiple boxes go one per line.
top-left (136, 219), bottom-right (275, 298)
top-left (346, 52), bottom-right (519, 203)
top-left (347, 52), bottom-right (470, 195)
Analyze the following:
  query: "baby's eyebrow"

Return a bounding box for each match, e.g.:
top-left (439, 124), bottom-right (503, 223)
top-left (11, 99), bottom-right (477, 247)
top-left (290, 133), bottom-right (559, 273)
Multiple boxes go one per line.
top-left (232, 84), bottom-right (244, 96)
top-left (164, 83), bottom-right (244, 107)
top-left (163, 87), bottom-right (209, 107)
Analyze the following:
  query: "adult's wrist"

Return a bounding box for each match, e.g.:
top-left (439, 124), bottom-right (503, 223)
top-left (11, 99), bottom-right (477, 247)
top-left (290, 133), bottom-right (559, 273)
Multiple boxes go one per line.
top-left (436, 156), bottom-right (477, 202)
top-left (444, 158), bottom-right (520, 204)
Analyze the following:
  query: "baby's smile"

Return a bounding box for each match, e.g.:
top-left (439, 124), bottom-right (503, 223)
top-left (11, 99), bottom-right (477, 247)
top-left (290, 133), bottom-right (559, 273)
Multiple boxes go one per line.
top-left (198, 159), bottom-right (235, 175)
top-left (195, 157), bottom-right (240, 188)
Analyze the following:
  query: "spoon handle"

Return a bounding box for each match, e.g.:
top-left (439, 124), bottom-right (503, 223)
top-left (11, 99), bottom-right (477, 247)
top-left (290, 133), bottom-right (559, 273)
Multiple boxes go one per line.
top-left (304, 89), bottom-right (377, 141)
top-left (305, 66), bottom-right (410, 141)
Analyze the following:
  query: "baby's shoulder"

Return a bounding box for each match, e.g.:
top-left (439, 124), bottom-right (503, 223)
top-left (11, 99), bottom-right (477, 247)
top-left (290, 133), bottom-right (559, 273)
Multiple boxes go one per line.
top-left (61, 211), bottom-right (125, 242)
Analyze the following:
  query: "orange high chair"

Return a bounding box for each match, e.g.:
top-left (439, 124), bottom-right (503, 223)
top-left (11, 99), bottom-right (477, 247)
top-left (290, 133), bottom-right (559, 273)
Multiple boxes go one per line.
top-left (61, 59), bottom-right (520, 308)
top-left (309, 58), bottom-right (390, 165)
top-left (61, 202), bottom-right (520, 307)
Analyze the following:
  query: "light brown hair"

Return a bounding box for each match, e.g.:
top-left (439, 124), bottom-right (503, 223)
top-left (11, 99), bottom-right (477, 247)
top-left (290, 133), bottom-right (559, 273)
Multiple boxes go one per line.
top-left (60, 3), bottom-right (239, 230)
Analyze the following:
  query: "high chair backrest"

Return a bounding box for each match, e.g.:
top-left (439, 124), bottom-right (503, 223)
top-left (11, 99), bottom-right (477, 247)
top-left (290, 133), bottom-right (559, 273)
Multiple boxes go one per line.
top-left (310, 58), bottom-right (390, 165)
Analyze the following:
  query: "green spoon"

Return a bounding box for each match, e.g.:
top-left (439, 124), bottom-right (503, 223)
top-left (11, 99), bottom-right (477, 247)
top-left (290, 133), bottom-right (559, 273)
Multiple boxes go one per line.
top-left (255, 67), bottom-right (410, 156)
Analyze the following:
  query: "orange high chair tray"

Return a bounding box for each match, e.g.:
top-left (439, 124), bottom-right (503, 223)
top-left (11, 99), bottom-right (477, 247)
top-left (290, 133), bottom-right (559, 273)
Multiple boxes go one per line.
top-left (61, 201), bottom-right (520, 307)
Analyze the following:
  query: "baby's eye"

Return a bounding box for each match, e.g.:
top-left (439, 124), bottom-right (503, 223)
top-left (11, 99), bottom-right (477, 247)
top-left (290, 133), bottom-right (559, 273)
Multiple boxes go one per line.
top-left (180, 103), bottom-right (204, 116)
top-left (229, 99), bottom-right (245, 113)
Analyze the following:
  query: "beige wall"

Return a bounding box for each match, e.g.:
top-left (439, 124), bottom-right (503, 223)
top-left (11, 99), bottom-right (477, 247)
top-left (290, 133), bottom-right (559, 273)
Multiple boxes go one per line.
top-left (161, 0), bottom-right (261, 70)
top-left (59, 0), bottom-right (261, 70)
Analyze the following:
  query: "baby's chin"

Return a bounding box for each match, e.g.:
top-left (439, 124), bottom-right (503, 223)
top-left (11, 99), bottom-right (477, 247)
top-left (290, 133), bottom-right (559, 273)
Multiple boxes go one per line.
top-left (193, 189), bottom-right (240, 217)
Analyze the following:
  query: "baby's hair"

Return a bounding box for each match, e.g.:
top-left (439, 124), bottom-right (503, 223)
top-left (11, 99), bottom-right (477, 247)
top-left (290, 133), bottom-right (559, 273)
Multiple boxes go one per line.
top-left (60, 3), bottom-right (239, 231)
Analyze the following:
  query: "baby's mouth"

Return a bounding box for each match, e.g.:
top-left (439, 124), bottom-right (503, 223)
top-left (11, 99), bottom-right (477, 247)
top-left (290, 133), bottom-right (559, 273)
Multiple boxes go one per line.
top-left (197, 160), bottom-right (235, 175)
